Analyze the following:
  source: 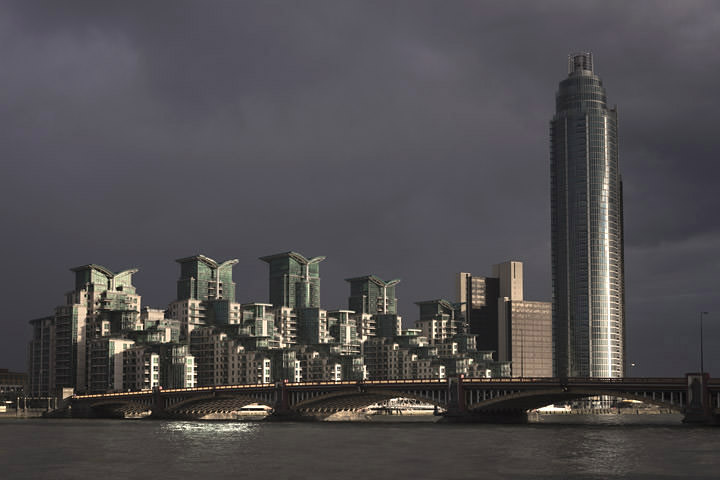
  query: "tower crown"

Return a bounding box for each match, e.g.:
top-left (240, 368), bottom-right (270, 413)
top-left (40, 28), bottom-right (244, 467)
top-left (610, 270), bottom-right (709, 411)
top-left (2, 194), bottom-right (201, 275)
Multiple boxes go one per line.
top-left (568, 52), bottom-right (593, 75)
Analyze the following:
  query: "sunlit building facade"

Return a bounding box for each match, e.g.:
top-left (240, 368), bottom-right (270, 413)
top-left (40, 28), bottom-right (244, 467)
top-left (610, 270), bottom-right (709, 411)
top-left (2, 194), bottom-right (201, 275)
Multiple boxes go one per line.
top-left (551, 52), bottom-right (625, 378)
top-left (169, 255), bottom-right (241, 339)
top-left (29, 251), bottom-right (515, 395)
top-left (460, 261), bottom-right (551, 377)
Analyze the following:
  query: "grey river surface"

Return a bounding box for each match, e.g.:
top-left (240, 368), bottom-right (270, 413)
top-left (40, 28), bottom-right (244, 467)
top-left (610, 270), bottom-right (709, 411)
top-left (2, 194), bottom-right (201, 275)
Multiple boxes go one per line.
top-left (1, 415), bottom-right (718, 479)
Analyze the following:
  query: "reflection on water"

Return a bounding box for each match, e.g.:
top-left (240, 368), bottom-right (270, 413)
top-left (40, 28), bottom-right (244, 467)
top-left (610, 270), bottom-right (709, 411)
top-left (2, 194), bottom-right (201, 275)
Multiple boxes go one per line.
top-left (533, 413), bottom-right (684, 426)
top-left (161, 420), bottom-right (259, 435)
top-left (572, 427), bottom-right (636, 476)
top-left (160, 421), bottom-right (259, 451)
top-left (1, 417), bottom-right (719, 480)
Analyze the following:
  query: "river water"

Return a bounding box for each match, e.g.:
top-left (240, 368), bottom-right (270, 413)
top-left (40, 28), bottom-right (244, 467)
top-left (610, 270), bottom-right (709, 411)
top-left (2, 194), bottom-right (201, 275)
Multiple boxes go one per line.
top-left (1, 415), bottom-right (718, 479)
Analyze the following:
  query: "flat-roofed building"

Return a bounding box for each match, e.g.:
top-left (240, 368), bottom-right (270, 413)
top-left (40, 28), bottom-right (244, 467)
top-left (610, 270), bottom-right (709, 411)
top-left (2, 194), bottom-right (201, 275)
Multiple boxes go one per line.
top-left (458, 261), bottom-right (551, 376)
top-left (499, 300), bottom-right (552, 377)
top-left (0, 368), bottom-right (27, 396)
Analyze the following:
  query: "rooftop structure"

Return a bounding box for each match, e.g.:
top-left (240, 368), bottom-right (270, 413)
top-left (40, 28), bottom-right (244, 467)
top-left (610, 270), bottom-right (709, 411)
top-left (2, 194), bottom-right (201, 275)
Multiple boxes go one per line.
top-left (346, 275), bottom-right (400, 315)
top-left (176, 255), bottom-right (238, 302)
top-left (260, 251), bottom-right (325, 309)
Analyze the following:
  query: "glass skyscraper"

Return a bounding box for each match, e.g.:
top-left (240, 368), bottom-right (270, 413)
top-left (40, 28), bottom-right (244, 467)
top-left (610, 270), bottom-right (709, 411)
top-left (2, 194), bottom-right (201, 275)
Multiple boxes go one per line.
top-left (551, 53), bottom-right (625, 378)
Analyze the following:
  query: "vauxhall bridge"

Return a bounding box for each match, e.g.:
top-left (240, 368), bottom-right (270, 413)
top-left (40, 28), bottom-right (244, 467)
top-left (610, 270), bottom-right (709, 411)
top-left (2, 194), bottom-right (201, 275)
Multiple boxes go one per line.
top-left (68, 374), bottom-right (720, 424)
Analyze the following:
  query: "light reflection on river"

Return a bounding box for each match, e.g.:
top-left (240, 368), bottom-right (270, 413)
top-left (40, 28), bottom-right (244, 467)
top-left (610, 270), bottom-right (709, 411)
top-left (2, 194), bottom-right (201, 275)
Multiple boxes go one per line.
top-left (1, 415), bottom-right (718, 479)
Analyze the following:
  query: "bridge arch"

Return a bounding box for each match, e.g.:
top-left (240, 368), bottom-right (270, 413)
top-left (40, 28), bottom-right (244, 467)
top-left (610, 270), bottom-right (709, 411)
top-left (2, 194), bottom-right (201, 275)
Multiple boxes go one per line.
top-left (166, 394), bottom-right (275, 412)
top-left (83, 399), bottom-right (153, 417)
top-left (293, 388), bottom-right (445, 411)
top-left (467, 388), bottom-right (684, 413)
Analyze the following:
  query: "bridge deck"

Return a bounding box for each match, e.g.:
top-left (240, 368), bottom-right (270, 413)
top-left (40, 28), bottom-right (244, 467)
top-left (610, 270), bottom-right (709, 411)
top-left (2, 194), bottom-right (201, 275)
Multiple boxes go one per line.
top-left (72, 377), bottom-right (720, 400)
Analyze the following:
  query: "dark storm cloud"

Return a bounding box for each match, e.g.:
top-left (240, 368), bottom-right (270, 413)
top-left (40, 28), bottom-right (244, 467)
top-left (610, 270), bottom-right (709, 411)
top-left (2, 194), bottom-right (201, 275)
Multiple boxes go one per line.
top-left (1, 1), bottom-right (719, 376)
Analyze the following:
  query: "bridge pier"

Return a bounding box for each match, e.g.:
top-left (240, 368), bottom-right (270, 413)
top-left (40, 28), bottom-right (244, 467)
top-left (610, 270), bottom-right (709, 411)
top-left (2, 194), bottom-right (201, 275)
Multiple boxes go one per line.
top-left (442, 375), bottom-right (466, 416)
top-left (682, 373), bottom-right (718, 425)
top-left (265, 381), bottom-right (315, 422)
top-left (441, 376), bottom-right (530, 423)
top-left (149, 386), bottom-right (167, 419)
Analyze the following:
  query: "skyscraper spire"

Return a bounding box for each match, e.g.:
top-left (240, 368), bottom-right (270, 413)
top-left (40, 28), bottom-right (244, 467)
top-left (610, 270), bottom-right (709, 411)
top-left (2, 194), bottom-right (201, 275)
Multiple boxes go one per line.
top-left (568, 51), bottom-right (593, 74)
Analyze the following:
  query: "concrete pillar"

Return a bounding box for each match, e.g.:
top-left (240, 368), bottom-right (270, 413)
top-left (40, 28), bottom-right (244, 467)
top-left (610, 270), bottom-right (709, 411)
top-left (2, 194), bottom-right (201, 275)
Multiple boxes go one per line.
top-left (279, 381), bottom-right (289, 411)
top-left (271, 381), bottom-right (291, 417)
top-left (267, 381), bottom-right (310, 421)
top-left (150, 387), bottom-right (165, 418)
top-left (441, 376), bottom-right (468, 414)
top-left (683, 373), bottom-right (716, 424)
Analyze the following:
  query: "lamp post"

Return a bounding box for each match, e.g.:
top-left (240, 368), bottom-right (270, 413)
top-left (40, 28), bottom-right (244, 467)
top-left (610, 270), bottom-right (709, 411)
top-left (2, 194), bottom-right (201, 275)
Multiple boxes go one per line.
top-left (700, 311), bottom-right (710, 376)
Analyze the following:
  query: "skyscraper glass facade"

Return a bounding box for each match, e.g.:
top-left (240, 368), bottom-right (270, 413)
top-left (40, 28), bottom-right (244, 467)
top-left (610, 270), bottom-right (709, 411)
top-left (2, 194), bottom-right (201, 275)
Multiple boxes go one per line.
top-left (551, 53), bottom-right (625, 378)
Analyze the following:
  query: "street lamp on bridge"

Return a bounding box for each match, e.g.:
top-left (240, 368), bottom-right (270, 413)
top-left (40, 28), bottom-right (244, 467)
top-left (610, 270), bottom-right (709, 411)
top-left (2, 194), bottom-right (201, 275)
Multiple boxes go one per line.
top-left (700, 311), bottom-right (710, 376)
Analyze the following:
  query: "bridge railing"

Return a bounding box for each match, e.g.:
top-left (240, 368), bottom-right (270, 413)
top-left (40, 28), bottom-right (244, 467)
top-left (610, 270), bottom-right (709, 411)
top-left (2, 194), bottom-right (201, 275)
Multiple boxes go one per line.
top-left (285, 380), bottom-right (359, 387)
top-left (73, 376), bottom-right (707, 400)
top-left (464, 377), bottom-right (559, 383)
top-left (74, 390), bottom-right (153, 400)
top-left (161, 383), bottom-right (273, 394)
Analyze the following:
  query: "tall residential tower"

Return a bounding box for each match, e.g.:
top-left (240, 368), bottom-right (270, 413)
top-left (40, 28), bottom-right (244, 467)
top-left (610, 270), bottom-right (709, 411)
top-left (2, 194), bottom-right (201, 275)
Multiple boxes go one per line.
top-left (260, 251), bottom-right (325, 310)
top-left (550, 53), bottom-right (625, 378)
top-left (346, 275), bottom-right (400, 315)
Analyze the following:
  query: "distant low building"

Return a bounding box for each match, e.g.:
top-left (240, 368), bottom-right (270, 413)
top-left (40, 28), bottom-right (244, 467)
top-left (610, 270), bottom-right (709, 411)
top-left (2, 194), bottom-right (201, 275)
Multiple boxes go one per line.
top-left (0, 368), bottom-right (27, 396)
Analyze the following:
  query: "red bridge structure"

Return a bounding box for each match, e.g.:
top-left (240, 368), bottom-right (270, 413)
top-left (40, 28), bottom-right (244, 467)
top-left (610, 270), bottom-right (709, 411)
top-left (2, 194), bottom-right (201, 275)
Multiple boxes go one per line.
top-left (68, 374), bottom-right (720, 424)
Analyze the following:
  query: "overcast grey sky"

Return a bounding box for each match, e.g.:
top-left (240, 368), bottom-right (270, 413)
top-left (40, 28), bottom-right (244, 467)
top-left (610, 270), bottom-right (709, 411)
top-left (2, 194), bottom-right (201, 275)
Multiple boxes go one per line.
top-left (2, 1), bottom-right (719, 376)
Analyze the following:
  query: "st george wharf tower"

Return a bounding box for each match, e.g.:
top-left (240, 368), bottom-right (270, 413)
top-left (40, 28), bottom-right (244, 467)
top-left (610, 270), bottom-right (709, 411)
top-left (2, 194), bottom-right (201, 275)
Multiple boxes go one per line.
top-left (550, 52), bottom-right (625, 378)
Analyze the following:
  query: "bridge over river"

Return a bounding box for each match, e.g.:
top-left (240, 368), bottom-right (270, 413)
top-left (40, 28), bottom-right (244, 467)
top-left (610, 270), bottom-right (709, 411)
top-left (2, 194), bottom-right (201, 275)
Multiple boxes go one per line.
top-left (68, 374), bottom-right (720, 424)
